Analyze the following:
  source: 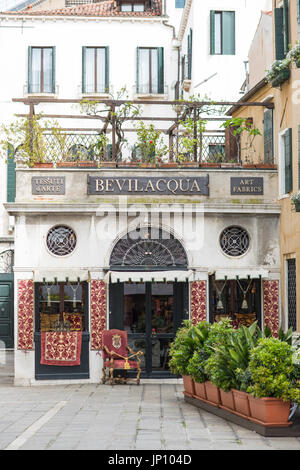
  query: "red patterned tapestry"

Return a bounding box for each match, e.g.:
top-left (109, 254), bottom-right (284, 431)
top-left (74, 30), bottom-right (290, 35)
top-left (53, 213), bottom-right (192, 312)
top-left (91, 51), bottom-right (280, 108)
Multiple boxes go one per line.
top-left (91, 280), bottom-right (107, 350)
top-left (263, 280), bottom-right (279, 337)
top-left (41, 331), bottom-right (82, 366)
top-left (18, 279), bottom-right (34, 350)
top-left (191, 281), bottom-right (207, 324)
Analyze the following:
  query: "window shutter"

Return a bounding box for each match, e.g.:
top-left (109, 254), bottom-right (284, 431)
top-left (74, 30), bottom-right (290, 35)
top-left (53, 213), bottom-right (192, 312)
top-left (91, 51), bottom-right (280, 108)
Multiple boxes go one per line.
top-left (175, 0), bottom-right (185, 7)
top-left (283, 0), bottom-right (289, 55)
top-left (7, 145), bottom-right (15, 203)
top-left (136, 47), bottom-right (140, 93)
top-left (157, 47), bottom-right (164, 94)
top-left (222, 11), bottom-right (235, 55)
top-left (264, 109), bottom-right (274, 164)
top-left (297, 0), bottom-right (300, 41)
top-left (275, 8), bottom-right (285, 60)
top-left (82, 46), bottom-right (86, 93)
top-left (105, 46), bottom-right (109, 93)
top-left (188, 29), bottom-right (193, 79)
top-left (51, 46), bottom-right (56, 93)
top-left (210, 11), bottom-right (215, 55)
top-left (284, 128), bottom-right (293, 194)
top-left (298, 125), bottom-right (300, 189)
top-left (28, 46), bottom-right (32, 93)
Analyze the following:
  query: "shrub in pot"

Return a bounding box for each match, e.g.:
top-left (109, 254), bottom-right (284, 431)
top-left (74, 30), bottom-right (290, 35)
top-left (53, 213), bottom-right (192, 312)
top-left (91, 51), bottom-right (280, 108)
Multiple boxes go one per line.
top-left (186, 322), bottom-right (211, 400)
top-left (246, 338), bottom-right (300, 425)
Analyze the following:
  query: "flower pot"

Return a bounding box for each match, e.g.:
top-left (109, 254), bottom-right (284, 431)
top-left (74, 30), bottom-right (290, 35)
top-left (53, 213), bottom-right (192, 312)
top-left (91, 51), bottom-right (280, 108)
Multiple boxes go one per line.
top-left (182, 375), bottom-right (195, 397)
top-left (101, 161), bottom-right (117, 168)
top-left (204, 381), bottom-right (221, 406)
top-left (181, 162), bottom-right (199, 168)
top-left (159, 162), bottom-right (178, 168)
top-left (193, 381), bottom-right (207, 401)
top-left (248, 396), bottom-right (292, 426)
top-left (140, 163), bottom-right (157, 168)
top-left (271, 68), bottom-right (290, 87)
top-left (242, 163), bottom-right (256, 168)
top-left (56, 162), bottom-right (78, 167)
top-left (296, 59), bottom-right (300, 68)
top-left (220, 163), bottom-right (240, 169)
top-left (293, 202), bottom-right (300, 212)
top-left (220, 389), bottom-right (236, 412)
top-left (200, 163), bottom-right (221, 168)
top-left (33, 162), bottom-right (53, 168)
top-left (255, 163), bottom-right (277, 169)
top-left (232, 389), bottom-right (251, 417)
top-left (77, 161), bottom-right (98, 168)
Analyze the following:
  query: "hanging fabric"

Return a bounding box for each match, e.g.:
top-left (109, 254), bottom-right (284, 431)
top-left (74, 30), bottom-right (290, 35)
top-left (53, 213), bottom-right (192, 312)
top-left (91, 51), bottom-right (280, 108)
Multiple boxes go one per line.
top-left (237, 278), bottom-right (252, 310)
top-left (215, 280), bottom-right (227, 310)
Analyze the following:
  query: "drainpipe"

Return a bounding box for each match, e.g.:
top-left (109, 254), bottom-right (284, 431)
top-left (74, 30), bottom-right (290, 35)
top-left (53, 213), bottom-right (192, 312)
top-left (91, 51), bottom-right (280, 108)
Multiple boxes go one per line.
top-left (162, 19), bottom-right (181, 99)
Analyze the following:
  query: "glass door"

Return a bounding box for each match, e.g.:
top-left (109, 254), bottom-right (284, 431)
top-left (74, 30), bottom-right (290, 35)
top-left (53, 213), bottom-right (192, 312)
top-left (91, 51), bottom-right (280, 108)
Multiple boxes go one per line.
top-left (110, 281), bottom-right (189, 378)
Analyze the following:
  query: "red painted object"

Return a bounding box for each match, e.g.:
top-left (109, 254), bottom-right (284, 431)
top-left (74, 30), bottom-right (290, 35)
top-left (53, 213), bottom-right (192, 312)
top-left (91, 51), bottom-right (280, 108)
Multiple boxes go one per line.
top-left (205, 381), bottom-right (221, 405)
top-left (182, 375), bottom-right (195, 397)
top-left (220, 389), bottom-right (235, 411)
top-left (248, 396), bottom-right (292, 426)
top-left (232, 389), bottom-right (251, 417)
top-left (193, 381), bottom-right (207, 400)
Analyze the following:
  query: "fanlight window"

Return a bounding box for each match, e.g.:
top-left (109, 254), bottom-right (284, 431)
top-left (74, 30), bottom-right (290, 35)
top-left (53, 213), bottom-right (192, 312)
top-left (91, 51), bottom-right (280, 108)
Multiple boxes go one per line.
top-left (220, 226), bottom-right (250, 257)
top-left (46, 226), bottom-right (77, 256)
top-left (110, 227), bottom-right (188, 270)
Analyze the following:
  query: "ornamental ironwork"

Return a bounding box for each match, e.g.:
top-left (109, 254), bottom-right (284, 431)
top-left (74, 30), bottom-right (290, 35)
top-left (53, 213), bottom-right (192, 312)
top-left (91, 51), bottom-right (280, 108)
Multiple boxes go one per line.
top-left (220, 226), bottom-right (250, 257)
top-left (46, 226), bottom-right (77, 256)
top-left (0, 249), bottom-right (14, 273)
top-left (110, 227), bottom-right (188, 270)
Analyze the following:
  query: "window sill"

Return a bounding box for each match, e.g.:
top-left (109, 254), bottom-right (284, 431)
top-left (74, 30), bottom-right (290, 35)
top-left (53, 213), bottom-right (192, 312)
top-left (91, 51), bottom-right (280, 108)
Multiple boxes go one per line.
top-left (134, 93), bottom-right (168, 100)
top-left (24, 92), bottom-right (58, 98)
top-left (81, 93), bottom-right (110, 99)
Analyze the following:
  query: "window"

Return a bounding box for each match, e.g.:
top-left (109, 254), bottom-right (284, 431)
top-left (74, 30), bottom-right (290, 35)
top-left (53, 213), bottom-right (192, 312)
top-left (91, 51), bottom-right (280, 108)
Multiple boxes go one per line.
top-left (28, 46), bottom-right (55, 93)
top-left (220, 226), bottom-right (250, 257)
top-left (121, 3), bottom-right (145, 11)
top-left (264, 109), bottom-right (274, 164)
top-left (283, 128), bottom-right (293, 194)
top-left (287, 258), bottom-right (297, 331)
top-left (175, 0), bottom-right (185, 7)
top-left (187, 29), bottom-right (193, 80)
top-left (46, 226), bottom-right (77, 256)
top-left (275, 0), bottom-right (289, 59)
top-left (136, 47), bottom-right (164, 94)
top-left (298, 0), bottom-right (300, 41)
top-left (82, 47), bottom-right (109, 94)
top-left (38, 282), bottom-right (87, 333)
top-left (210, 11), bottom-right (235, 55)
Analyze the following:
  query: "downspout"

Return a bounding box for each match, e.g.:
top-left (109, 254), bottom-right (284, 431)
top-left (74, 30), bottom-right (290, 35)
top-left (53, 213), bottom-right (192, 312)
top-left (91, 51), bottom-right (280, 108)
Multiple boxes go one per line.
top-left (162, 10), bottom-right (180, 98)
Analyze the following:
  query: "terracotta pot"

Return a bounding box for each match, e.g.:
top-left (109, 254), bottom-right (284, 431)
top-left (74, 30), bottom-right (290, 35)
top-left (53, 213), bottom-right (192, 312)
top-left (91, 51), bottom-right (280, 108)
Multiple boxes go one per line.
top-left (232, 389), bottom-right (251, 417)
top-left (248, 396), bottom-right (291, 425)
top-left (140, 163), bottom-right (157, 168)
top-left (56, 162), bottom-right (78, 167)
top-left (33, 162), bottom-right (53, 168)
top-left (159, 163), bottom-right (178, 168)
top-left (220, 389), bottom-right (236, 411)
top-left (242, 164), bottom-right (256, 168)
top-left (193, 381), bottom-right (207, 401)
top-left (255, 164), bottom-right (277, 169)
top-left (181, 162), bottom-right (199, 168)
top-left (101, 161), bottom-right (117, 168)
top-left (77, 161), bottom-right (98, 167)
top-left (204, 381), bottom-right (221, 405)
top-left (200, 163), bottom-right (221, 168)
top-left (182, 375), bottom-right (195, 397)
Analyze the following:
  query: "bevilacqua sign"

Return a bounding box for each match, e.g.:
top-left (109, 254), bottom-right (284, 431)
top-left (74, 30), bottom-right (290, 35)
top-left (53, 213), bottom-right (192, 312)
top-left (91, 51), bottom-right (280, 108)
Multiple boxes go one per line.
top-left (87, 175), bottom-right (209, 196)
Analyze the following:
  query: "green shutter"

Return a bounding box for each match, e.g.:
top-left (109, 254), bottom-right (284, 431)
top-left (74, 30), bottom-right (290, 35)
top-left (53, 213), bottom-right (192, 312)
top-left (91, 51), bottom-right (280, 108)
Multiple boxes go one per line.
top-left (157, 47), bottom-right (164, 94)
top-left (284, 128), bottom-right (293, 194)
top-left (210, 11), bottom-right (215, 55)
top-left (52, 46), bottom-right (56, 93)
top-left (7, 146), bottom-right (15, 203)
top-left (136, 47), bottom-right (140, 93)
top-left (298, 125), bottom-right (300, 189)
top-left (222, 11), bottom-right (235, 55)
top-left (264, 109), bottom-right (274, 164)
top-left (82, 46), bottom-right (86, 93)
top-left (283, 0), bottom-right (289, 55)
top-left (28, 46), bottom-right (32, 93)
top-left (105, 46), bottom-right (109, 93)
top-left (297, 0), bottom-right (300, 41)
top-left (188, 29), bottom-right (193, 79)
top-left (275, 8), bottom-right (285, 60)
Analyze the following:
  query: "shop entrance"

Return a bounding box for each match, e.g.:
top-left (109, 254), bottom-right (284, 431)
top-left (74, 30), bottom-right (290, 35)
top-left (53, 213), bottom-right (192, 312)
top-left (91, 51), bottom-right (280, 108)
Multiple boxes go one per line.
top-left (109, 281), bottom-right (188, 378)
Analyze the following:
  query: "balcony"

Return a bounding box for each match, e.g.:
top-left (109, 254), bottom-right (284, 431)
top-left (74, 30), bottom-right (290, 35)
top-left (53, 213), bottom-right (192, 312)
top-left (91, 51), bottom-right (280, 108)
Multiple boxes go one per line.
top-left (10, 95), bottom-right (276, 170)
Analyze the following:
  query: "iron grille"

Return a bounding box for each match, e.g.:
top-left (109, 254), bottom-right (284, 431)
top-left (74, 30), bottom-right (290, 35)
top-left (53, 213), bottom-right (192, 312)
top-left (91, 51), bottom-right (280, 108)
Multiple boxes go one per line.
top-left (46, 226), bottom-right (77, 256)
top-left (0, 250), bottom-right (14, 274)
top-left (220, 226), bottom-right (250, 257)
top-left (287, 258), bottom-right (297, 331)
top-left (110, 227), bottom-right (188, 270)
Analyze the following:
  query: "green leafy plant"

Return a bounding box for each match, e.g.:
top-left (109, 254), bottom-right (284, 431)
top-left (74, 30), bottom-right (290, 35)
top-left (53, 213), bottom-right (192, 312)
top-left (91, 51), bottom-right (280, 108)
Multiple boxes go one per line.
top-left (247, 337), bottom-right (300, 404)
top-left (265, 58), bottom-right (291, 83)
top-left (135, 122), bottom-right (168, 164)
top-left (287, 43), bottom-right (300, 66)
top-left (221, 117), bottom-right (262, 164)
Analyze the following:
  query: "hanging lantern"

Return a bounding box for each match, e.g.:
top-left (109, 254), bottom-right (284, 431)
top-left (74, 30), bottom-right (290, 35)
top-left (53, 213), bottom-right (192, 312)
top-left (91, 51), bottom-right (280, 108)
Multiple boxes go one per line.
top-left (241, 297), bottom-right (248, 310)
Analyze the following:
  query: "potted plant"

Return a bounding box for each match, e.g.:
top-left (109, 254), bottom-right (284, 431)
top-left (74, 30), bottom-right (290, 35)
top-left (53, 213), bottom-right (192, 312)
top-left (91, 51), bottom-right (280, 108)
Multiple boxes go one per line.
top-left (266, 58), bottom-right (291, 87)
top-left (288, 43), bottom-right (300, 68)
top-left (246, 337), bottom-right (300, 426)
top-left (169, 320), bottom-right (196, 397)
top-left (135, 122), bottom-right (168, 167)
top-left (291, 192), bottom-right (300, 212)
top-left (186, 322), bottom-right (211, 400)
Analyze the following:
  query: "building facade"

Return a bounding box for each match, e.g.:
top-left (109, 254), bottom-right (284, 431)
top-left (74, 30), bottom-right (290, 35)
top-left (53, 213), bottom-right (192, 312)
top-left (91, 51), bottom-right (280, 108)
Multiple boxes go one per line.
top-left (0, 0), bottom-right (282, 384)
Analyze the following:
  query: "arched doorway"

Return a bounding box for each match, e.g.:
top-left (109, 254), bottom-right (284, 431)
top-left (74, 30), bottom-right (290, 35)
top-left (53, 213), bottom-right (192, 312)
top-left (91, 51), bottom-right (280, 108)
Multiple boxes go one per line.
top-left (109, 227), bottom-right (189, 378)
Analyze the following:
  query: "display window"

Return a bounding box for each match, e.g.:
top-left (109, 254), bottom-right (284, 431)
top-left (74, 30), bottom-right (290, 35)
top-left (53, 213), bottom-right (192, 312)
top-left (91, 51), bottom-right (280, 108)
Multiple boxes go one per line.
top-left (36, 282), bottom-right (87, 332)
top-left (209, 275), bottom-right (262, 328)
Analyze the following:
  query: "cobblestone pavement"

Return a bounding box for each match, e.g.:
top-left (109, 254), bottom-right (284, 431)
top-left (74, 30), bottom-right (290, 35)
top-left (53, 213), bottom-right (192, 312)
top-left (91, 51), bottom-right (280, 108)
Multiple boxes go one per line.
top-left (0, 381), bottom-right (298, 450)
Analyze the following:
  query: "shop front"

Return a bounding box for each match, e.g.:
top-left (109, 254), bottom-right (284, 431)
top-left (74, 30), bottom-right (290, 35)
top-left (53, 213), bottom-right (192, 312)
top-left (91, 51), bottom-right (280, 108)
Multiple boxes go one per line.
top-left (6, 167), bottom-right (281, 385)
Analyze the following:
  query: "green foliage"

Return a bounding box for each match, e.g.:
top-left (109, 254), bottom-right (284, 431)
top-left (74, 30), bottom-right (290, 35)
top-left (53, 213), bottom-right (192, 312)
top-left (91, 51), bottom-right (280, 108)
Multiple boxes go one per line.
top-left (247, 338), bottom-right (300, 404)
top-left (135, 122), bottom-right (168, 163)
